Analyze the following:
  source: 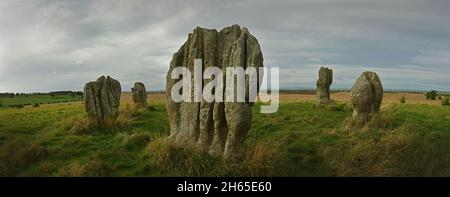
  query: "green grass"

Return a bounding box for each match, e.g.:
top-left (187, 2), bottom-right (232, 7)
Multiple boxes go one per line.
top-left (0, 95), bottom-right (83, 108)
top-left (0, 101), bottom-right (449, 176)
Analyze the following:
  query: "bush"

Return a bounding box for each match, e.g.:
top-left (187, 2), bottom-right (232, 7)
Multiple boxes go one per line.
top-left (399, 95), bottom-right (406, 104)
top-left (437, 95), bottom-right (442, 100)
top-left (33, 103), bottom-right (40, 107)
top-left (425, 90), bottom-right (438, 100)
top-left (16, 104), bottom-right (24, 108)
top-left (0, 99), bottom-right (2, 107)
top-left (442, 97), bottom-right (449, 106)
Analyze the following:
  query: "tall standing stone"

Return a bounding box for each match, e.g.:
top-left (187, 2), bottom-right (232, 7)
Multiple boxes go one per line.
top-left (316, 67), bottom-right (333, 106)
top-left (131, 82), bottom-right (148, 109)
top-left (165, 25), bottom-right (263, 160)
top-left (350, 71), bottom-right (383, 124)
top-left (84, 76), bottom-right (121, 127)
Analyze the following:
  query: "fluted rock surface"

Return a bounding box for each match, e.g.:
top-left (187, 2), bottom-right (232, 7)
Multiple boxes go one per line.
top-left (84, 76), bottom-right (121, 127)
top-left (165, 25), bottom-right (263, 159)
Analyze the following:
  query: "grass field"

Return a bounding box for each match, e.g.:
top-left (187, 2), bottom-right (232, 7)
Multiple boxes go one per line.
top-left (0, 94), bottom-right (83, 108)
top-left (0, 93), bottom-right (449, 176)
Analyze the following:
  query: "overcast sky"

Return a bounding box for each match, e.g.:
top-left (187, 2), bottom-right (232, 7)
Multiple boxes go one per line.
top-left (1, 0), bottom-right (449, 92)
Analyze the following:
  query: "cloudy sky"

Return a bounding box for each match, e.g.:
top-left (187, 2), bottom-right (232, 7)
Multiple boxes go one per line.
top-left (1, 0), bottom-right (449, 92)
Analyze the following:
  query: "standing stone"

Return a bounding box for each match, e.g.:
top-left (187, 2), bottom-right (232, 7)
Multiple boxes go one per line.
top-left (84, 76), bottom-right (121, 127)
top-left (131, 82), bottom-right (148, 109)
top-left (350, 71), bottom-right (383, 124)
top-left (316, 67), bottom-right (333, 106)
top-left (165, 25), bottom-right (263, 160)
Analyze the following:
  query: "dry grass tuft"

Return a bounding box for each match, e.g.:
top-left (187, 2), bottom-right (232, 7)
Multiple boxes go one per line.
top-left (145, 137), bottom-right (291, 177)
top-left (0, 138), bottom-right (48, 176)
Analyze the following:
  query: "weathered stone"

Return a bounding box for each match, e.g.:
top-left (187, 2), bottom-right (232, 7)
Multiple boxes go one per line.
top-left (350, 71), bottom-right (383, 124)
top-left (84, 76), bottom-right (121, 127)
top-left (131, 82), bottom-right (147, 109)
top-left (316, 67), bottom-right (333, 106)
top-left (165, 25), bottom-right (263, 159)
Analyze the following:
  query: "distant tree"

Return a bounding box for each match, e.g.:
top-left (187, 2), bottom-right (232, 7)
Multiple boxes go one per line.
top-left (10, 93), bottom-right (14, 98)
top-left (438, 95), bottom-right (442, 100)
top-left (0, 99), bottom-right (2, 107)
top-left (425, 90), bottom-right (438, 100)
top-left (50, 94), bottom-right (55, 98)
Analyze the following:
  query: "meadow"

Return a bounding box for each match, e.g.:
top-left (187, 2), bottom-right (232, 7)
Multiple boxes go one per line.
top-left (0, 94), bottom-right (83, 108)
top-left (0, 93), bottom-right (449, 176)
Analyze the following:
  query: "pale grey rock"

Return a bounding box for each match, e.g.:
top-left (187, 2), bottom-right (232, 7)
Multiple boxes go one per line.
top-left (132, 82), bottom-right (148, 109)
top-left (350, 71), bottom-right (383, 124)
top-left (165, 25), bottom-right (263, 159)
top-left (316, 67), bottom-right (333, 106)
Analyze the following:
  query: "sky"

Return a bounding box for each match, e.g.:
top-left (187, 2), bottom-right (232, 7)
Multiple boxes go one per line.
top-left (0, 0), bottom-right (449, 92)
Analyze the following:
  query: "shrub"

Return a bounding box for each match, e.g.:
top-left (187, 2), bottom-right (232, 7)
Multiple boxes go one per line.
top-left (437, 95), bottom-right (442, 100)
top-left (442, 97), bottom-right (449, 106)
top-left (33, 103), bottom-right (40, 107)
top-left (399, 95), bottom-right (406, 104)
top-left (16, 104), bottom-right (24, 108)
top-left (0, 99), bottom-right (2, 107)
top-left (425, 90), bottom-right (438, 100)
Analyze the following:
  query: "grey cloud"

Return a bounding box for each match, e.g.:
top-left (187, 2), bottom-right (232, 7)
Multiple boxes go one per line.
top-left (0, 0), bottom-right (449, 92)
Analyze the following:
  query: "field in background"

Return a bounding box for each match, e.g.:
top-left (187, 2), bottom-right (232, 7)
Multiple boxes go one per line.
top-left (0, 92), bottom-right (449, 176)
top-left (0, 92), bottom-right (442, 109)
top-left (0, 94), bottom-right (83, 107)
top-left (279, 92), bottom-right (443, 105)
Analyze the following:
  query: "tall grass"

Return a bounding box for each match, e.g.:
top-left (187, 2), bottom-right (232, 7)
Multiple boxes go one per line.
top-left (145, 137), bottom-right (291, 176)
top-left (0, 100), bottom-right (448, 176)
top-left (0, 138), bottom-right (48, 176)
